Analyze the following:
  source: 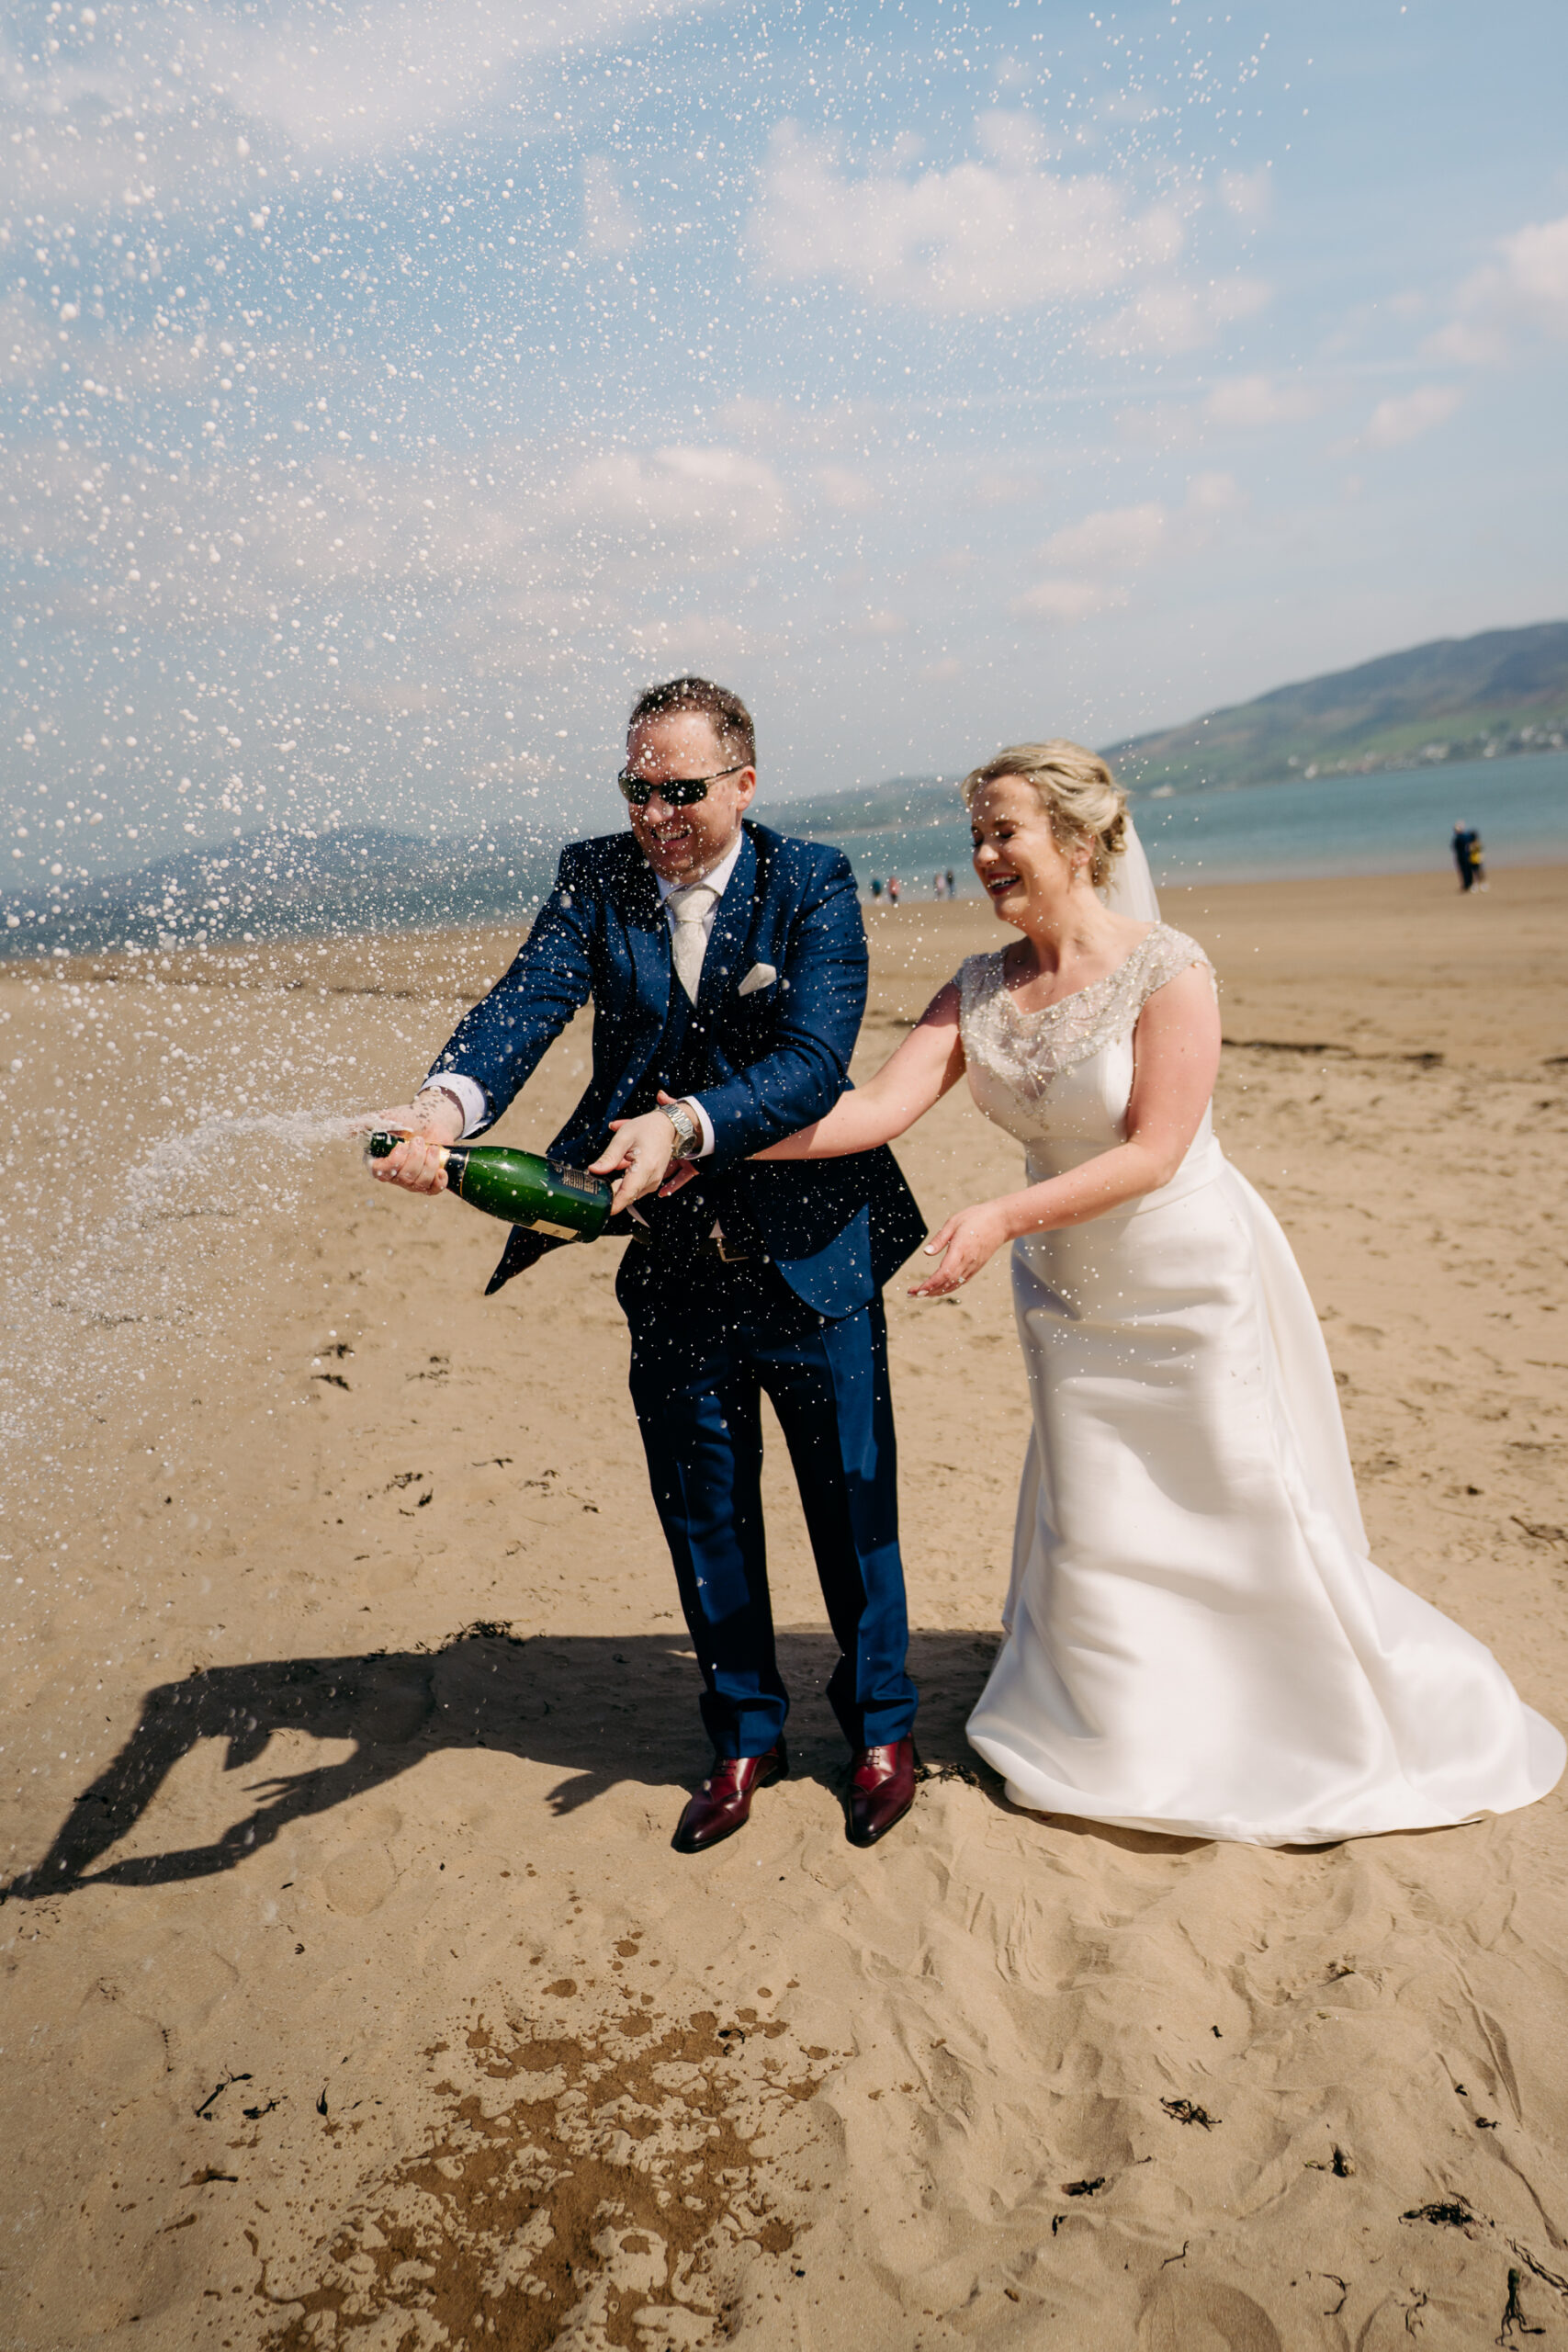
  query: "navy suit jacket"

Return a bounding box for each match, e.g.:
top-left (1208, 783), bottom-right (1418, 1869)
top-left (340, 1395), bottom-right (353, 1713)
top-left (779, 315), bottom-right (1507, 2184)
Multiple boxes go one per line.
top-left (428, 820), bottom-right (926, 1317)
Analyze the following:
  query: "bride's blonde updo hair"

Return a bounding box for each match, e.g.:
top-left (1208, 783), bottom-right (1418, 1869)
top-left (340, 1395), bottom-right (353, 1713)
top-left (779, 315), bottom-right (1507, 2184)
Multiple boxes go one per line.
top-left (959, 741), bottom-right (1128, 889)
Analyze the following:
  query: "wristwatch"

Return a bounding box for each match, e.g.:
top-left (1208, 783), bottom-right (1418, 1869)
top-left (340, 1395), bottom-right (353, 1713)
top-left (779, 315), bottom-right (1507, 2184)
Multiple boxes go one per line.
top-left (660, 1099), bottom-right (702, 1159)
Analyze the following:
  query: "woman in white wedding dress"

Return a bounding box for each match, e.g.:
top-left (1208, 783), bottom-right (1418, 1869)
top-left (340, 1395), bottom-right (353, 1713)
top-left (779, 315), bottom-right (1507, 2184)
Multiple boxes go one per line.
top-left (759, 741), bottom-right (1562, 1844)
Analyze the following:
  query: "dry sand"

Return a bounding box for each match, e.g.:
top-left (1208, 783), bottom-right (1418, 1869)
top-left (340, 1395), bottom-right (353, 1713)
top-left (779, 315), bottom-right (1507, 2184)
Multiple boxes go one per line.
top-left (2, 861), bottom-right (1567, 2351)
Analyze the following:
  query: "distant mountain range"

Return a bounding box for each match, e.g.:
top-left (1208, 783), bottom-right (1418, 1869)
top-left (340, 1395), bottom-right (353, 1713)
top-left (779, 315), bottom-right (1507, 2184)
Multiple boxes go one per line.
top-left (767, 620), bottom-right (1568, 839)
top-left (3, 819), bottom-right (564, 962)
top-left (7, 621), bottom-right (1565, 959)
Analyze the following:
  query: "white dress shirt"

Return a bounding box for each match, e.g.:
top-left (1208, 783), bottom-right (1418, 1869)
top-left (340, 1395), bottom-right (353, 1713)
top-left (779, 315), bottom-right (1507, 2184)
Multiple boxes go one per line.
top-left (421, 831), bottom-right (745, 1155)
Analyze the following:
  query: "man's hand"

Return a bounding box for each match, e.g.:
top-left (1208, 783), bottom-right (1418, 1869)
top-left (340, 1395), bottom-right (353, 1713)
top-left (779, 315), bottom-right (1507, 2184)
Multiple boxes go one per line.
top-left (590, 1109), bottom-right (679, 1214)
top-left (908, 1200), bottom-right (1011, 1297)
top-left (361, 1092), bottom-right (464, 1196)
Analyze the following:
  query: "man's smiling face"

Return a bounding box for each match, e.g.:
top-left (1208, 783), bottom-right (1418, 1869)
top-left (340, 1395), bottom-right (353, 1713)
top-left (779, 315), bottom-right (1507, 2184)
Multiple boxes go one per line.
top-left (622, 709), bottom-right (757, 885)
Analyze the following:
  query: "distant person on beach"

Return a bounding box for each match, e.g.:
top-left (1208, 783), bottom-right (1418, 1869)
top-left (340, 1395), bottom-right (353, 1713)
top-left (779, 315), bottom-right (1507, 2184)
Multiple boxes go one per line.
top-left (1451, 820), bottom-right (1479, 891)
top-left (886, 875), bottom-right (901, 907)
top-left (758, 738), bottom-right (1563, 1844)
top-left (869, 876), bottom-right (884, 901)
top-left (365, 676), bottom-right (925, 1857)
top-left (1468, 830), bottom-right (1487, 890)
top-left (931, 872), bottom-right (946, 900)
top-left (945, 868), bottom-right (956, 899)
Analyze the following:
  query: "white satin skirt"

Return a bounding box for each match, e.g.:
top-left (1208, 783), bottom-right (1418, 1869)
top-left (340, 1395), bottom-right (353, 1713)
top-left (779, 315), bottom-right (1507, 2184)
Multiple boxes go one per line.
top-left (965, 1142), bottom-right (1564, 1844)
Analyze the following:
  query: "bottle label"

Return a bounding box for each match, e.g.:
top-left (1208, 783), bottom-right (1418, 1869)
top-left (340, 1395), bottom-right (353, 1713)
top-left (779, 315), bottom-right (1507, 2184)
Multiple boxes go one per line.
top-left (528, 1216), bottom-right (583, 1242)
top-left (551, 1163), bottom-right (604, 1199)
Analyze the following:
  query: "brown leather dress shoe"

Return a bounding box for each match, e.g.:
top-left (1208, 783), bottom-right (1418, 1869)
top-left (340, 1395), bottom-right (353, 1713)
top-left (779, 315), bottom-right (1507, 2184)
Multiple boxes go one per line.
top-left (671, 1745), bottom-right (788, 1854)
top-left (845, 1736), bottom-right (918, 1847)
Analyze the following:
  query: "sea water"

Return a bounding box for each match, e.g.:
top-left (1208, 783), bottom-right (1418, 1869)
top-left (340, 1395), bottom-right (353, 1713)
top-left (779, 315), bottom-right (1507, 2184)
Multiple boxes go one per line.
top-left (824, 750), bottom-right (1568, 898)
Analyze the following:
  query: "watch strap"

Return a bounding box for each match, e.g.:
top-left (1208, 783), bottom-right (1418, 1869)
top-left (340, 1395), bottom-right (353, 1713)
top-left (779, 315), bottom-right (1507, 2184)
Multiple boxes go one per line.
top-left (661, 1099), bottom-right (701, 1159)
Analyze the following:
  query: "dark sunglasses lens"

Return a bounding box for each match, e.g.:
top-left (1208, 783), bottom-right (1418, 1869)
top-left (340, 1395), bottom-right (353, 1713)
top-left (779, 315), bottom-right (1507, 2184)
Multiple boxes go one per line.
top-left (618, 771), bottom-right (710, 807)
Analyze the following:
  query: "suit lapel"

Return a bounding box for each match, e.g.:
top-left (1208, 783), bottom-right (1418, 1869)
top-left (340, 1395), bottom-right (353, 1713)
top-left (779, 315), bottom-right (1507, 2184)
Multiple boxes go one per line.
top-left (619, 842), bottom-right (673, 1039)
top-left (695, 826), bottom-right (758, 1019)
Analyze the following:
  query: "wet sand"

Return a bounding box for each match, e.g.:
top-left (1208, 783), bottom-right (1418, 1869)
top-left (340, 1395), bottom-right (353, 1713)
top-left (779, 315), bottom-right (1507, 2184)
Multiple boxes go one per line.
top-left (3, 861), bottom-right (1567, 2349)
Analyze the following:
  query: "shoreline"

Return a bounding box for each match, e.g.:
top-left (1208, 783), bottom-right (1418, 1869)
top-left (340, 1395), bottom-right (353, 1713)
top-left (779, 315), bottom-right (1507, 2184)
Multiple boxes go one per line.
top-left (17, 860), bottom-right (1565, 1070)
top-left (6, 748), bottom-right (1565, 965)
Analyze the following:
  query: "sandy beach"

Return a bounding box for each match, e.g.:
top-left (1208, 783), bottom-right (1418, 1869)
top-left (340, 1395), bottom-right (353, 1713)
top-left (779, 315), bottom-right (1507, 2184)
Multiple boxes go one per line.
top-left (3, 860), bottom-right (1567, 2351)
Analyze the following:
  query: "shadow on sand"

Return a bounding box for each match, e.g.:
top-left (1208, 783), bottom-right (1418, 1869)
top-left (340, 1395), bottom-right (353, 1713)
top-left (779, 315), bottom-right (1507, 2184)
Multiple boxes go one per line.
top-left (7, 1623), bottom-right (1006, 1897)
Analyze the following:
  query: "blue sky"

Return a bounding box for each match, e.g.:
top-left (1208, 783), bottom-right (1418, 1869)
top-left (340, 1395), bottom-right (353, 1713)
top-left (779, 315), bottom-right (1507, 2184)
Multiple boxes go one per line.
top-left (4, 0), bottom-right (1565, 878)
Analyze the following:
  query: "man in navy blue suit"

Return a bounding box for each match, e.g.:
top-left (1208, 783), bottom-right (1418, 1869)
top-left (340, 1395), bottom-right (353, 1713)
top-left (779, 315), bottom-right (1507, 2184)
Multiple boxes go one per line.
top-left (371, 677), bottom-right (925, 1853)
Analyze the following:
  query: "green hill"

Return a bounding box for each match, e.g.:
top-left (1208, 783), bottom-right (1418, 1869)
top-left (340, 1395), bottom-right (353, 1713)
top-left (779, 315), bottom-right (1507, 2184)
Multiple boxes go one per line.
top-left (766, 622), bottom-right (1568, 841)
top-left (1103, 620), bottom-right (1568, 794)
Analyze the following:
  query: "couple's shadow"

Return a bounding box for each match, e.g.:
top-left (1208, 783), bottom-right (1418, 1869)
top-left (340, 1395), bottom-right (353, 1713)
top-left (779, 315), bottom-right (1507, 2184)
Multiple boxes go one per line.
top-left (9, 1623), bottom-right (1005, 1898)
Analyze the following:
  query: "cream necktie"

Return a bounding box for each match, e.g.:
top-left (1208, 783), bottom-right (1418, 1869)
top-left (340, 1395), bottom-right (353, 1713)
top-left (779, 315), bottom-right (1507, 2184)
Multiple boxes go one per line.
top-left (667, 881), bottom-right (717, 1001)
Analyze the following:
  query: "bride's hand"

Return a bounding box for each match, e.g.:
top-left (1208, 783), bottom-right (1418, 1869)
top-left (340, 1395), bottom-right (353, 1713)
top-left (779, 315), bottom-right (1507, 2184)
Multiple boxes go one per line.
top-left (908, 1202), bottom-right (1010, 1297)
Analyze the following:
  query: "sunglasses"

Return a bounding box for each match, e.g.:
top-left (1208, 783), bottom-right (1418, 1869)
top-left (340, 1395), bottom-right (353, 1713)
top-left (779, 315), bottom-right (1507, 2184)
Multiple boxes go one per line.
top-left (616, 763), bottom-right (747, 808)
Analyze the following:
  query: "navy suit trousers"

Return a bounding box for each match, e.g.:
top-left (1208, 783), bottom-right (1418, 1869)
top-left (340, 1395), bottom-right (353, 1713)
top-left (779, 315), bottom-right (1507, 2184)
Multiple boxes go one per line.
top-left (618, 1252), bottom-right (918, 1758)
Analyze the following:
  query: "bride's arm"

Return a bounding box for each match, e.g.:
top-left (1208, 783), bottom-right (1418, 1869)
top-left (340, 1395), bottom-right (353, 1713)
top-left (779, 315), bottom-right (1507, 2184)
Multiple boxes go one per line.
top-left (752, 981), bottom-right (966, 1159)
top-left (911, 964), bottom-right (1221, 1295)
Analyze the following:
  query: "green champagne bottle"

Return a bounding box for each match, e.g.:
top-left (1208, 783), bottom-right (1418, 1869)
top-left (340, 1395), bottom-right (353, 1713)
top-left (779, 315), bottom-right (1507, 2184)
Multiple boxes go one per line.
top-left (366, 1132), bottom-right (613, 1242)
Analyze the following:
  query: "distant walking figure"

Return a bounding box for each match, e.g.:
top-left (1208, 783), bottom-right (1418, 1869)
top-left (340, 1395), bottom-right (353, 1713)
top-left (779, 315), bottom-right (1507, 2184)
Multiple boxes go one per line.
top-left (870, 876), bottom-right (884, 902)
top-left (1468, 830), bottom-right (1487, 891)
top-left (1451, 820), bottom-right (1479, 891)
top-left (887, 875), bottom-right (902, 907)
top-left (945, 868), bottom-right (956, 899)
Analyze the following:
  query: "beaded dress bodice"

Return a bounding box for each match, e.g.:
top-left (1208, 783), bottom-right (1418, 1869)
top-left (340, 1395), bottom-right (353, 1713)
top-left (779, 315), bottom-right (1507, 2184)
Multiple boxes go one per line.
top-left (956, 923), bottom-right (1215, 1167)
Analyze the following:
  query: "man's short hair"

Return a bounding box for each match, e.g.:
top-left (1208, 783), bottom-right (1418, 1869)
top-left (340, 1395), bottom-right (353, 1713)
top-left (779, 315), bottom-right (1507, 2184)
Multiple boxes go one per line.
top-left (628, 675), bottom-right (755, 770)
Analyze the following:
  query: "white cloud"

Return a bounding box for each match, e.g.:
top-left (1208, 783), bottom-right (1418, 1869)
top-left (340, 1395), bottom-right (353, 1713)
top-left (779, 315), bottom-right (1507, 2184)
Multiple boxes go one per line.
top-left (1014, 473), bottom-right (1242, 625)
top-left (1217, 167), bottom-right (1272, 221)
top-left (1085, 276), bottom-right (1270, 356)
top-left (1185, 469), bottom-right (1246, 517)
top-left (1355, 384), bottom-right (1461, 450)
top-left (564, 445), bottom-right (791, 551)
top-left (581, 157), bottom-right (644, 256)
top-left (1203, 372), bottom-right (1321, 428)
top-left (0, 288), bottom-right (52, 385)
top-left (1042, 499), bottom-right (1169, 574)
top-left (973, 469), bottom-right (1043, 507)
top-left (813, 465), bottom-right (880, 513)
top-left (1113, 401), bottom-right (1200, 448)
top-left (712, 395), bottom-right (888, 457)
top-left (0, 432), bottom-right (792, 655)
top-left (1427, 210), bottom-right (1568, 364)
top-left (1009, 579), bottom-right (1126, 625)
top-left (973, 110), bottom-right (1052, 171)
top-left (0, 0), bottom-right (717, 210)
top-left (1037, 471), bottom-right (1241, 577)
top-left (624, 610), bottom-right (766, 665)
top-left (746, 119), bottom-right (1185, 315)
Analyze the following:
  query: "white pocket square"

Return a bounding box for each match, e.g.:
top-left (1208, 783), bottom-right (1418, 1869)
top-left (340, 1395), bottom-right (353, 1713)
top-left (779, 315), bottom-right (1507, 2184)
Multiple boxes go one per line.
top-left (738, 961), bottom-right (777, 997)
